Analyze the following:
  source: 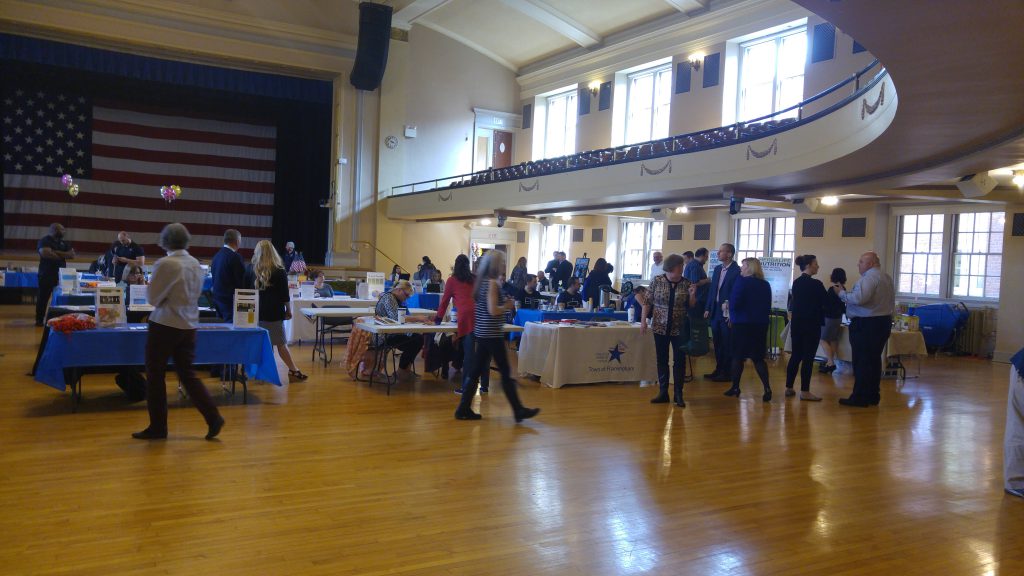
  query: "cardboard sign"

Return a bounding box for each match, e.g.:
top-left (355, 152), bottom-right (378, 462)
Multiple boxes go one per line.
top-left (95, 286), bottom-right (127, 327)
top-left (760, 257), bottom-right (794, 310)
top-left (233, 289), bottom-right (259, 329)
top-left (299, 281), bottom-right (315, 300)
top-left (128, 284), bottom-right (149, 309)
top-left (366, 272), bottom-right (385, 299)
top-left (59, 267), bottom-right (77, 294)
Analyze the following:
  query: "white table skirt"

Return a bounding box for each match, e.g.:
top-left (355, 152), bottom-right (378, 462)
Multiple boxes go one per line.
top-left (518, 322), bottom-right (657, 388)
top-left (286, 297), bottom-right (380, 343)
top-left (782, 324), bottom-right (926, 361)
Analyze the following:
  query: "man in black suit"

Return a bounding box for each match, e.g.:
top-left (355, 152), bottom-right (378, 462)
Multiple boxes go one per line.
top-left (544, 251), bottom-right (559, 282)
top-left (704, 243), bottom-right (741, 382)
top-left (211, 229), bottom-right (245, 322)
top-left (555, 251), bottom-right (574, 291)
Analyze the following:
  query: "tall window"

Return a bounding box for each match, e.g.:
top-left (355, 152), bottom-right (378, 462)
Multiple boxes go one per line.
top-left (543, 224), bottom-right (572, 261)
top-left (620, 221), bottom-right (664, 277)
top-left (544, 90), bottom-right (577, 158)
top-left (625, 65), bottom-right (672, 145)
top-left (735, 217), bottom-right (795, 261)
top-left (896, 211), bottom-right (1004, 300)
top-left (737, 28), bottom-right (807, 122)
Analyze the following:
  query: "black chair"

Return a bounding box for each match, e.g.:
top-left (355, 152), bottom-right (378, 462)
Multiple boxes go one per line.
top-left (311, 304), bottom-right (352, 366)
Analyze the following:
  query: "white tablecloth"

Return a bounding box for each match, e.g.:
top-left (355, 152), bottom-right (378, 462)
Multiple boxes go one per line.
top-left (286, 297), bottom-right (380, 343)
top-left (782, 324), bottom-right (926, 361)
top-left (518, 322), bottom-right (657, 388)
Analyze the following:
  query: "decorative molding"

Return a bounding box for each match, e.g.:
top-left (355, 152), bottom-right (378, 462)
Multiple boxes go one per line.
top-left (519, 179), bottom-right (540, 192)
top-left (393, 0), bottom-right (457, 30)
top-left (473, 107), bottom-right (523, 130)
top-left (663, 0), bottom-right (709, 12)
top-left (640, 160), bottom-right (672, 176)
top-left (438, 190), bottom-right (453, 202)
top-left (499, 0), bottom-right (601, 48)
top-left (861, 81), bottom-right (885, 119)
top-left (746, 138), bottom-right (778, 160)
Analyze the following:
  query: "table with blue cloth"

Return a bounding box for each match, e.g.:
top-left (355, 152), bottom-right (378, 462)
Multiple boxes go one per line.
top-left (35, 324), bottom-right (281, 410)
top-left (513, 309), bottom-right (628, 326)
top-left (406, 293), bottom-right (440, 310)
top-left (2, 271), bottom-right (39, 288)
top-left (51, 287), bottom-right (96, 306)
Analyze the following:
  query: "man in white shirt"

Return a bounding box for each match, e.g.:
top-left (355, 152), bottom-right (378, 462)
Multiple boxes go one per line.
top-left (133, 223), bottom-right (224, 441)
top-left (649, 251), bottom-right (664, 279)
top-left (838, 251), bottom-right (895, 408)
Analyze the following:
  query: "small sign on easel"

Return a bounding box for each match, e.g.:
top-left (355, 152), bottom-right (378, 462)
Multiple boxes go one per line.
top-left (128, 284), bottom-right (149, 310)
top-left (233, 289), bottom-right (259, 329)
top-left (95, 286), bottom-right (127, 327)
top-left (366, 272), bottom-right (385, 298)
top-left (59, 267), bottom-right (77, 294)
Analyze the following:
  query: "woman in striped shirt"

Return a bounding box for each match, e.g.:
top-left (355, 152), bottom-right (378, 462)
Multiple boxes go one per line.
top-left (455, 250), bottom-right (540, 422)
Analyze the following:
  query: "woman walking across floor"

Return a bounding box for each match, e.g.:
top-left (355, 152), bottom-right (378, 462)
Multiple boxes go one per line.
top-left (244, 239), bottom-right (308, 383)
top-left (724, 257), bottom-right (774, 402)
top-left (785, 254), bottom-right (827, 401)
top-left (640, 253), bottom-right (697, 407)
top-left (132, 223), bottom-right (224, 440)
top-left (455, 250), bottom-right (539, 422)
top-left (820, 268), bottom-right (847, 373)
top-left (435, 254), bottom-right (489, 394)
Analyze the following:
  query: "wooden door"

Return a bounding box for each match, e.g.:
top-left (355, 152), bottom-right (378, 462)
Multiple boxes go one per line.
top-left (492, 130), bottom-right (512, 168)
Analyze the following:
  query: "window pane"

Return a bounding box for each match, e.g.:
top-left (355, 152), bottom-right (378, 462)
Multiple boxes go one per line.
top-left (951, 211), bottom-right (1004, 299)
top-left (904, 215), bottom-right (917, 233)
top-left (650, 222), bottom-right (664, 250)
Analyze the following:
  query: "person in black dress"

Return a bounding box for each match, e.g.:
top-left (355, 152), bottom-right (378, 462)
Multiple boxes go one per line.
top-left (244, 240), bottom-right (307, 382)
top-left (785, 255), bottom-right (827, 401)
top-left (819, 268), bottom-right (847, 373)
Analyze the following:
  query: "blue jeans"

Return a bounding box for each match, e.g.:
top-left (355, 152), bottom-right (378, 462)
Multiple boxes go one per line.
top-left (461, 333), bottom-right (490, 389)
top-left (653, 332), bottom-right (688, 391)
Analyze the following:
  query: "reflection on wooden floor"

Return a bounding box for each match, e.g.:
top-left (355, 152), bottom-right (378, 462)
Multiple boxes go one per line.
top-left (0, 305), bottom-right (1021, 575)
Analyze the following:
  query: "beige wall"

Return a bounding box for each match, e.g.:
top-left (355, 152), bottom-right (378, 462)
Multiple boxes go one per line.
top-left (995, 204), bottom-right (1023, 362)
top-left (802, 16), bottom-right (877, 117)
top-left (576, 80), bottom-right (614, 153)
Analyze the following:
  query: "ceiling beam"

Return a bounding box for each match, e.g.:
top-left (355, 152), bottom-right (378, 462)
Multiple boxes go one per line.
top-left (392, 0), bottom-right (456, 30)
top-left (415, 20), bottom-right (519, 71)
top-left (499, 0), bottom-right (601, 48)
top-left (662, 0), bottom-right (710, 13)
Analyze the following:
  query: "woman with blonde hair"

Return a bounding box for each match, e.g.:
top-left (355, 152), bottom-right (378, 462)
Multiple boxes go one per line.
top-left (723, 257), bottom-right (773, 401)
top-left (455, 250), bottom-right (539, 422)
top-left (244, 239), bottom-right (307, 382)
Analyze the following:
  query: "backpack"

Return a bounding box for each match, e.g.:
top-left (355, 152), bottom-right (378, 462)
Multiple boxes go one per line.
top-left (686, 314), bottom-right (710, 356)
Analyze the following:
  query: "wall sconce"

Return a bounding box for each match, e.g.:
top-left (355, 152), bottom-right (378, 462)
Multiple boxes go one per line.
top-left (560, 214), bottom-right (572, 221)
top-left (588, 80), bottom-right (601, 97)
top-left (674, 206), bottom-right (689, 214)
top-left (480, 218), bottom-right (492, 226)
top-left (820, 195), bottom-right (840, 206)
top-left (1013, 170), bottom-right (1024, 189)
top-left (686, 53), bottom-right (704, 72)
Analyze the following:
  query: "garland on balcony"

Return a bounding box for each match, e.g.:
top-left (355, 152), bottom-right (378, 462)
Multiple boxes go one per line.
top-left (519, 179), bottom-right (540, 192)
top-left (861, 81), bottom-right (885, 119)
top-left (438, 190), bottom-right (453, 202)
top-left (640, 160), bottom-right (672, 176)
top-left (746, 138), bottom-right (778, 160)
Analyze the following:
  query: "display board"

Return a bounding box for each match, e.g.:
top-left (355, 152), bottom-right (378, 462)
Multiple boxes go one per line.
top-left (760, 256), bottom-right (794, 309)
top-left (128, 284), bottom-right (148, 309)
top-left (59, 267), bottom-right (77, 294)
top-left (232, 289), bottom-right (259, 329)
top-left (95, 286), bottom-right (127, 327)
top-left (366, 272), bottom-right (386, 299)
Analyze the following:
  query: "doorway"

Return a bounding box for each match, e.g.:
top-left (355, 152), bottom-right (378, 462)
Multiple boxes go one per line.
top-left (472, 108), bottom-right (522, 173)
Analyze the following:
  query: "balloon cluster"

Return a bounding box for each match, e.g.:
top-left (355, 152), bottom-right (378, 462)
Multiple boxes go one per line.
top-left (160, 184), bottom-right (182, 203)
top-left (61, 174), bottom-right (79, 197)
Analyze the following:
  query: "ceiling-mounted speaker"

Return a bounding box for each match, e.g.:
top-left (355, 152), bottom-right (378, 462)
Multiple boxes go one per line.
top-left (349, 2), bottom-right (393, 92)
top-left (956, 172), bottom-right (997, 198)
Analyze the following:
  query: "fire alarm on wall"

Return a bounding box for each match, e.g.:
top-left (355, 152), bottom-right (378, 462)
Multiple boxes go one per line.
top-left (404, 125), bottom-right (417, 138)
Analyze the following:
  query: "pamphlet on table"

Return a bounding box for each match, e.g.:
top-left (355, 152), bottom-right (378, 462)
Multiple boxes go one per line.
top-left (233, 289), bottom-right (259, 329)
top-left (95, 286), bottom-right (127, 327)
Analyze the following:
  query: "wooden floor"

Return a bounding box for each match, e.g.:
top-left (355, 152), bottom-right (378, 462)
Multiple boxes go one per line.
top-left (0, 304), bottom-right (1021, 575)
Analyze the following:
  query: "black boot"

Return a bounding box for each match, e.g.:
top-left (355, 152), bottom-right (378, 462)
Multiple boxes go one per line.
top-left (673, 383), bottom-right (685, 407)
top-left (650, 383), bottom-right (670, 403)
top-left (724, 386), bottom-right (741, 397)
top-left (454, 384), bottom-right (481, 420)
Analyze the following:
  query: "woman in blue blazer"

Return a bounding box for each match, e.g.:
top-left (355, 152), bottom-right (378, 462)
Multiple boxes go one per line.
top-left (724, 258), bottom-right (773, 401)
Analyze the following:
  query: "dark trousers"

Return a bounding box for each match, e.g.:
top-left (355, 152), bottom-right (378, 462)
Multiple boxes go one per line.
top-left (212, 296), bottom-right (233, 322)
top-left (710, 315), bottom-right (732, 376)
top-left (653, 332), bottom-right (687, 397)
top-left (144, 321), bottom-right (221, 434)
top-left (458, 336), bottom-right (524, 415)
top-left (849, 315), bottom-right (892, 403)
top-left (786, 320), bottom-right (820, 392)
top-left (386, 334), bottom-right (422, 370)
top-left (460, 333), bottom-right (489, 388)
top-left (36, 275), bottom-right (57, 325)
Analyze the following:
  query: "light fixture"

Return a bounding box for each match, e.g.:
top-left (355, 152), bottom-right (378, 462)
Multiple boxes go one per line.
top-left (687, 53), bottom-right (704, 72)
top-left (1013, 170), bottom-right (1024, 189)
top-left (560, 214), bottom-right (572, 221)
top-left (588, 80), bottom-right (601, 97)
top-left (674, 206), bottom-right (689, 214)
top-left (480, 218), bottom-right (492, 226)
top-left (821, 195), bottom-right (840, 207)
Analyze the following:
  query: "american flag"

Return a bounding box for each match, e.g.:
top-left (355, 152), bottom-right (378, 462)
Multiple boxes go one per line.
top-left (2, 87), bottom-right (275, 259)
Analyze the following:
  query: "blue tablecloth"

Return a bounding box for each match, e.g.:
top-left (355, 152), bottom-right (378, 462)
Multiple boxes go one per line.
top-left (51, 288), bottom-right (95, 306)
top-left (406, 293), bottom-right (440, 310)
top-left (3, 272), bottom-right (38, 288)
top-left (513, 309), bottom-right (628, 327)
top-left (35, 323), bottom-right (281, 391)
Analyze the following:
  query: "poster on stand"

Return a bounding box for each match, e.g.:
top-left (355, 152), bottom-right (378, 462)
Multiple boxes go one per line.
top-left (760, 257), bottom-right (794, 309)
top-left (95, 286), bottom-right (127, 327)
top-left (366, 272), bottom-right (386, 299)
top-left (128, 284), bottom-right (149, 309)
top-left (233, 289), bottom-right (259, 329)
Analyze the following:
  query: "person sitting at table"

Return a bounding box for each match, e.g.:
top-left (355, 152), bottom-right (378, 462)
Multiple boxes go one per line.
top-left (724, 258), bottom-right (774, 402)
top-left (390, 264), bottom-right (403, 283)
top-left (455, 250), bottom-right (539, 422)
top-left (820, 267), bottom-right (847, 374)
top-left (640, 254), bottom-right (696, 407)
top-left (375, 280), bottom-right (432, 381)
top-left (622, 285), bottom-right (646, 320)
top-left (311, 270), bottom-right (334, 298)
top-left (536, 270), bottom-right (551, 292)
top-left (582, 258), bottom-right (612, 309)
top-left (515, 274), bottom-right (543, 310)
top-left (428, 268), bottom-right (445, 293)
top-left (120, 263), bottom-right (147, 287)
top-left (88, 251), bottom-right (109, 276)
top-left (243, 240), bottom-right (308, 383)
top-left (132, 223), bottom-right (224, 441)
top-left (435, 255), bottom-right (489, 394)
top-left (556, 277), bottom-right (584, 309)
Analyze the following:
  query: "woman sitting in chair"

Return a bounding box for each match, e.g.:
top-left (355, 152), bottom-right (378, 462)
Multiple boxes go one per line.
top-left (312, 270), bottom-right (334, 298)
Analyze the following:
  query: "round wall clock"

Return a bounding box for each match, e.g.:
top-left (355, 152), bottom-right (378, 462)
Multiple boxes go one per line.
top-left (384, 135), bottom-right (399, 149)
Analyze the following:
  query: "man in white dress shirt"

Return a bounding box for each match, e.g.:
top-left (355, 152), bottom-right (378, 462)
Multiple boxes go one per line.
top-left (838, 251), bottom-right (895, 407)
top-left (648, 251), bottom-right (664, 279)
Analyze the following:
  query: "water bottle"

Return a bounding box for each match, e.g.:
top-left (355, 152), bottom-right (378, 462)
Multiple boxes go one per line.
top-left (627, 307), bottom-right (635, 323)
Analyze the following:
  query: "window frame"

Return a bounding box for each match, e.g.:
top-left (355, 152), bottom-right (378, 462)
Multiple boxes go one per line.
top-left (736, 26), bottom-right (807, 123)
top-left (734, 216), bottom-right (795, 262)
top-left (624, 64), bottom-right (673, 145)
top-left (543, 89), bottom-right (578, 159)
top-left (619, 220), bottom-right (664, 278)
top-left (542, 224), bottom-right (573, 262)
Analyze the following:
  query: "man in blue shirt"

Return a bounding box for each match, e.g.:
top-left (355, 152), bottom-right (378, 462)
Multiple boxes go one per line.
top-left (107, 231), bottom-right (145, 283)
top-left (684, 247), bottom-right (711, 316)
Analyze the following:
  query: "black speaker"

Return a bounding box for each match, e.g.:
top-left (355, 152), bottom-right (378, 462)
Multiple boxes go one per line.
top-left (349, 2), bottom-right (393, 91)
